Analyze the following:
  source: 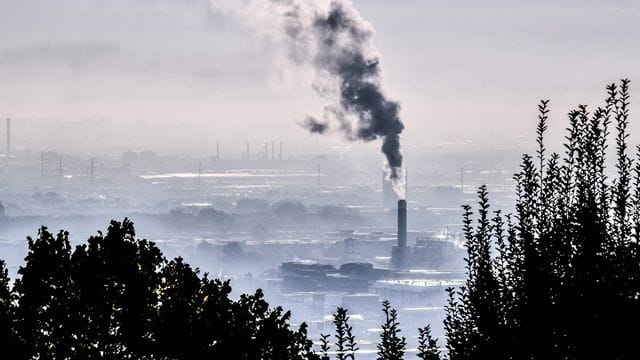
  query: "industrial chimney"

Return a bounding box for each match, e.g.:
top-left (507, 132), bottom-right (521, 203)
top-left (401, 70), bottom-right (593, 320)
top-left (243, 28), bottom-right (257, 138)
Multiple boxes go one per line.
top-left (398, 199), bottom-right (407, 249)
top-left (392, 199), bottom-right (407, 269)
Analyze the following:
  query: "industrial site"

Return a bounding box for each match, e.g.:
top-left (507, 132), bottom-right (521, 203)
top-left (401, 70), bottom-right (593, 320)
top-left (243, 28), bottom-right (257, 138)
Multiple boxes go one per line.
top-left (2, 0), bottom-right (636, 359)
top-left (0, 117), bottom-right (522, 356)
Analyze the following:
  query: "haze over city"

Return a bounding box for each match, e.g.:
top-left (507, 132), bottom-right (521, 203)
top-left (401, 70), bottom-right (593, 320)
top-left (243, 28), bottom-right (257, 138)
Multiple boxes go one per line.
top-left (1, 1), bottom-right (639, 359)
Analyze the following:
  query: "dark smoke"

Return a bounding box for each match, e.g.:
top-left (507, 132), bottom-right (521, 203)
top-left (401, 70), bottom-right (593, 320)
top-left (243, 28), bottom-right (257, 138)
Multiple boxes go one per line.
top-left (291, 1), bottom-right (404, 181)
top-left (301, 116), bottom-right (329, 134)
top-left (211, 0), bottom-right (405, 187)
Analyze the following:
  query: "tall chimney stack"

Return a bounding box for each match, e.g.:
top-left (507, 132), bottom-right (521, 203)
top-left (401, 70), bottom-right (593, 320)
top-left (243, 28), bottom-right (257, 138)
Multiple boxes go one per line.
top-left (392, 199), bottom-right (407, 269)
top-left (6, 118), bottom-right (10, 157)
top-left (398, 199), bottom-right (407, 250)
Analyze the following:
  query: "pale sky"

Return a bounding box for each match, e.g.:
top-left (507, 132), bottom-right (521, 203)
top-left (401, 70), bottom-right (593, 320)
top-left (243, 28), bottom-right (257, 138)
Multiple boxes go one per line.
top-left (0, 0), bottom-right (638, 153)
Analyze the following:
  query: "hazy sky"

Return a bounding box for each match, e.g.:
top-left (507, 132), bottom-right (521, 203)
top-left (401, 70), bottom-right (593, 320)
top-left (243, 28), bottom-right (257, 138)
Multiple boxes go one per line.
top-left (0, 0), bottom-right (639, 152)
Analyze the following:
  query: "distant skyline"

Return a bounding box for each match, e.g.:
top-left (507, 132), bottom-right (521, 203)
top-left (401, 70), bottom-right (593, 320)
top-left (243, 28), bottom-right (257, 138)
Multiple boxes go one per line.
top-left (0, 0), bottom-right (638, 152)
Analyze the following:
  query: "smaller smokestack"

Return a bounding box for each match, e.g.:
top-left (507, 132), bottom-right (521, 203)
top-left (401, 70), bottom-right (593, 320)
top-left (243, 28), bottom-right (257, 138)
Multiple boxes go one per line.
top-left (216, 141), bottom-right (220, 159)
top-left (246, 141), bottom-right (250, 160)
top-left (271, 141), bottom-right (275, 161)
top-left (279, 141), bottom-right (283, 161)
top-left (264, 142), bottom-right (268, 160)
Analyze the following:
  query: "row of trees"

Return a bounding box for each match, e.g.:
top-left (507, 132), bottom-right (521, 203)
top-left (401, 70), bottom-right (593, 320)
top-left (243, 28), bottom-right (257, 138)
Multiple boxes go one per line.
top-left (0, 218), bottom-right (440, 359)
top-left (0, 220), bottom-right (315, 359)
top-left (318, 301), bottom-right (439, 360)
top-left (444, 79), bottom-right (638, 359)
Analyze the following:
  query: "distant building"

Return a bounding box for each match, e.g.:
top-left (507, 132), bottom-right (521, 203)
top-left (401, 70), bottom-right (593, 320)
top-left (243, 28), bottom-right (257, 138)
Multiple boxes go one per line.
top-left (280, 261), bottom-right (387, 293)
top-left (122, 150), bottom-right (138, 168)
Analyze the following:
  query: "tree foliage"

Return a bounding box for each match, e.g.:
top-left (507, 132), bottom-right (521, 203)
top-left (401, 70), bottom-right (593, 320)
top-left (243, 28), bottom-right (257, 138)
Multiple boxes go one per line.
top-left (1, 219), bottom-right (318, 360)
top-left (333, 307), bottom-right (357, 360)
top-left (416, 325), bottom-right (440, 360)
top-left (445, 79), bottom-right (639, 360)
top-left (376, 300), bottom-right (406, 360)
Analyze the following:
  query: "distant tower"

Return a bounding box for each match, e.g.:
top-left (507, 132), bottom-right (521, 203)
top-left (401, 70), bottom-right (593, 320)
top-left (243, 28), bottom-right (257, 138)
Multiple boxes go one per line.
top-left (392, 199), bottom-right (408, 269)
top-left (271, 141), bottom-right (275, 161)
top-left (5, 118), bottom-right (10, 157)
top-left (264, 142), bottom-right (268, 160)
top-left (279, 141), bottom-right (283, 161)
top-left (246, 141), bottom-right (250, 160)
top-left (216, 141), bottom-right (220, 159)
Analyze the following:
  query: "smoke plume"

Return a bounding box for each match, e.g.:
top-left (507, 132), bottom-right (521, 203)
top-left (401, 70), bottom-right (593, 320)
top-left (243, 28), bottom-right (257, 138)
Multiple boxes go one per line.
top-left (301, 116), bottom-right (329, 134)
top-left (210, 0), bottom-right (405, 196)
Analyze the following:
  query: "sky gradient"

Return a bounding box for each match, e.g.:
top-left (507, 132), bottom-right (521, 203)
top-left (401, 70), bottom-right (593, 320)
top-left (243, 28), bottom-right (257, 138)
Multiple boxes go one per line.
top-left (0, 0), bottom-right (638, 152)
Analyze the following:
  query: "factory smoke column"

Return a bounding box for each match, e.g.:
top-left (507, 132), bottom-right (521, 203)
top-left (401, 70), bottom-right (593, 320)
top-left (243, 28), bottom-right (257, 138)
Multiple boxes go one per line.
top-left (210, 0), bottom-right (406, 195)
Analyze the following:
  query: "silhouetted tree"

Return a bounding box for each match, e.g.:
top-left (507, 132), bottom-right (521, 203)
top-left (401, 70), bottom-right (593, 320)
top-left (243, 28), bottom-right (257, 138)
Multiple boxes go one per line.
top-left (416, 325), bottom-right (440, 360)
top-left (445, 79), bottom-right (640, 360)
top-left (0, 260), bottom-right (19, 359)
top-left (376, 300), bottom-right (406, 360)
top-left (333, 307), bottom-right (357, 360)
top-left (70, 219), bottom-right (163, 358)
top-left (13, 228), bottom-right (76, 359)
top-left (156, 257), bottom-right (202, 358)
top-left (1, 219), bottom-right (319, 359)
top-left (320, 333), bottom-right (331, 359)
